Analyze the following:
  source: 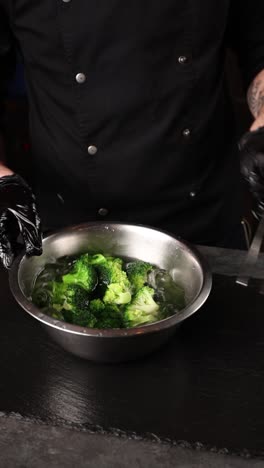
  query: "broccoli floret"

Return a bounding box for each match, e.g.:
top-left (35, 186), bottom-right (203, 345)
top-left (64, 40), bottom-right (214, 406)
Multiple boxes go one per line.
top-left (39, 282), bottom-right (95, 327)
top-left (96, 305), bottom-right (124, 329)
top-left (32, 253), bottom-right (168, 330)
top-left (33, 279), bottom-right (91, 323)
top-left (62, 284), bottom-right (90, 310)
top-left (62, 253), bottom-right (98, 292)
top-left (32, 278), bottom-right (71, 310)
top-left (94, 256), bottom-right (121, 284)
top-left (60, 285), bottom-right (97, 327)
top-left (103, 283), bottom-right (131, 305)
top-left (124, 286), bottom-right (160, 327)
top-left (89, 298), bottom-right (105, 314)
top-left (70, 309), bottom-right (97, 328)
top-left (89, 299), bottom-right (124, 329)
top-left (126, 260), bottom-right (153, 293)
top-left (89, 254), bottom-right (108, 265)
top-left (94, 256), bottom-right (132, 305)
top-left (48, 281), bottom-right (69, 311)
top-left (42, 307), bottom-right (65, 321)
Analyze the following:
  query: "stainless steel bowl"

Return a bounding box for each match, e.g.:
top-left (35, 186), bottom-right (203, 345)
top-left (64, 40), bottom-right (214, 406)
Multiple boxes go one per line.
top-left (9, 222), bottom-right (212, 362)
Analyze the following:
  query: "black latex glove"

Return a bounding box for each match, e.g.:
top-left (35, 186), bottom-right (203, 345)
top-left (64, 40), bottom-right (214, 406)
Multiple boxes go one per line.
top-left (0, 174), bottom-right (42, 269)
top-left (239, 126), bottom-right (264, 220)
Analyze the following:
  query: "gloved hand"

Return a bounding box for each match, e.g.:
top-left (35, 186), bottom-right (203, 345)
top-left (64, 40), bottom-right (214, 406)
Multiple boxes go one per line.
top-left (0, 173), bottom-right (42, 269)
top-left (239, 126), bottom-right (264, 220)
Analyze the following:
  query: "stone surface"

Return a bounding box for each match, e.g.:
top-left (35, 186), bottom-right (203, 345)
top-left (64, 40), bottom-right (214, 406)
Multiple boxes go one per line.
top-left (1, 246), bottom-right (264, 466)
top-left (0, 414), bottom-right (263, 468)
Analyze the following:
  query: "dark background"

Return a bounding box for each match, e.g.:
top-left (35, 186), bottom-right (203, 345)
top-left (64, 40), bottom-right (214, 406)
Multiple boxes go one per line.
top-left (3, 51), bottom-right (255, 242)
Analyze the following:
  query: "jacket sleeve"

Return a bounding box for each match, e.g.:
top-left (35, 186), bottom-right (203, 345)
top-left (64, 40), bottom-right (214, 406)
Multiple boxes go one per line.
top-left (228, 1), bottom-right (264, 90)
top-left (0, 5), bottom-right (16, 131)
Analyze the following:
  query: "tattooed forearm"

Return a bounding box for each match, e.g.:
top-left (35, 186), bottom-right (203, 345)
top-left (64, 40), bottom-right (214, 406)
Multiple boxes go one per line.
top-left (247, 71), bottom-right (264, 119)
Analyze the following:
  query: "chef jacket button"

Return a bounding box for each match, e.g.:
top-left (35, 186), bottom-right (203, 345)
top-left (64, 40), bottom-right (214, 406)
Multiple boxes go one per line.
top-left (88, 145), bottom-right (98, 156)
top-left (190, 191), bottom-right (196, 198)
top-left (98, 208), bottom-right (109, 216)
top-left (178, 55), bottom-right (188, 65)
top-left (182, 128), bottom-right (191, 138)
top-left (75, 73), bottom-right (86, 84)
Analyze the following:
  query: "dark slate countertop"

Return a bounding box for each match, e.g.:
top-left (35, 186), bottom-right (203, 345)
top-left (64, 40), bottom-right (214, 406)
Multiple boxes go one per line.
top-left (1, 245), bottom-right (264, 467)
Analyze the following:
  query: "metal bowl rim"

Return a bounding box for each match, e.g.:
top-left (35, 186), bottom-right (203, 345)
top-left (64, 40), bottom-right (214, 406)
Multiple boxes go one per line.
top-left (9, 221), bottom-right (212, 338)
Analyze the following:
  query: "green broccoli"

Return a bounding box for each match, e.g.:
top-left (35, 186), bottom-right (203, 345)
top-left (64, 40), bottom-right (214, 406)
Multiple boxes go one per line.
top-left (126, 260), bottom-right (153, 293)
top-left (33, 280), bottom-right (96, 326)
top-left (89, 298), bottom-right (124, 328)
top-left (89, 254), bottom-right (108, 265)
top-left (89, 298), bottom-right (105, 314)
top-left (96, 305), bottom-right (124, 328)
top-left (94, 255), bottom-right (132, 305)
top-left (124, 286), bottom-right (160, 327)
top-left (58, 284), bottom-right (97, 327)
top-left (69, 308), bottom-right (97, 328)
top-left (94, 255), bottom-right (121, 284)
top-left (42, 282), bottom-right (93, 324)
top-left (62, 284), bottom-right (90, 310)
top-left (42, 307), bottom-right (65, 321)
top-left (49, 281), bottom-right (69, 311)
top-left (103, 283), bottom-right (131, 305)
top-left (32, 252), bottom-right (183, 330)
top-left (31, 280), bottom-right (68, 311)
top-left (62, 253), bottom-right (98, 292)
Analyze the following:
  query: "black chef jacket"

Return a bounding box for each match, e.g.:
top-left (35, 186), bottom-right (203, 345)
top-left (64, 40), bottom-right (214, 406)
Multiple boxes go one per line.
top-left (1, 1), bottom-right (264, 246)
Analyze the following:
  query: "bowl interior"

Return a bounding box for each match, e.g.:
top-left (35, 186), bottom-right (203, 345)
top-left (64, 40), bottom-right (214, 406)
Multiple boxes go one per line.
top-left (17, 223), bottom-right (205, 309)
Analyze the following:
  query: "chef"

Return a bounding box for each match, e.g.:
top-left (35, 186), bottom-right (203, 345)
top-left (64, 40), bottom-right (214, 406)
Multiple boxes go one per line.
top-left (1, 1), bottom-right (264, 268)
